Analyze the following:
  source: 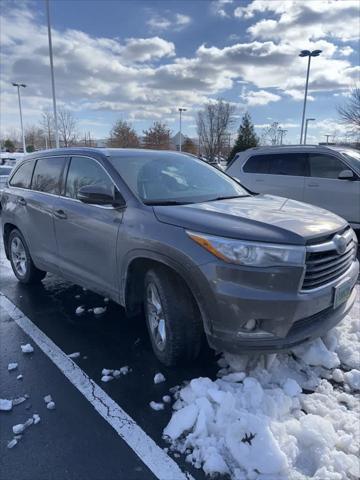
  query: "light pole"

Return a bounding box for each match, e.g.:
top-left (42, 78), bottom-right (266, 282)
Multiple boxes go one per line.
top-left (299, 49), bottom-right (322, 144)
top-left (304, 118), bottom-right (315, 144)
top-left (178, 108), bottom-right (186, 151)
top-left (324, 134), bottom-right (331, 145)
top-left (12, 83), bottom-right (27, 153)
top-left (45, 0), bottom-right (59, 148)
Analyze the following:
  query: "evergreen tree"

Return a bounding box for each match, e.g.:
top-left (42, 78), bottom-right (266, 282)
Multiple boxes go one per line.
top-left (143, 122), bottom-right (171, 150)
top-left (228, 112), bottom-right (258, 160)
top-left (107, 120), bottom-right (140, 148)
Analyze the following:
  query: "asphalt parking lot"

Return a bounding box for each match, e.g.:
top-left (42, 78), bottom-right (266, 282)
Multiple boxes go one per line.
top-left (1, 239), bottom-right (359, 480)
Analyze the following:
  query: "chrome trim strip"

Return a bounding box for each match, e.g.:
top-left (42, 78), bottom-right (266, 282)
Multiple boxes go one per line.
top-left (306, 229), bottom-right (352, 253)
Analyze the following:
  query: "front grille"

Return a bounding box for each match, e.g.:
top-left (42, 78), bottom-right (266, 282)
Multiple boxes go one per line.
top-left (302, 228), bottom-right (356, 290)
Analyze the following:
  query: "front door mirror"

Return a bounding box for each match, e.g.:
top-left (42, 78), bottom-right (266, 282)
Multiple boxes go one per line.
top-left (77, 185), bottom-right (125, 206)
top-left (338, 169), bottom-right (355, 180)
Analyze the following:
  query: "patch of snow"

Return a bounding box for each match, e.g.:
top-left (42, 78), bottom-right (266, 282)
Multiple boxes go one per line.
top-left (93, 306), bottom-right (106, 315)
top-left (7, 439), bottom-right (17, 449)
top-left (13, 396), bottom-right (27, 406)
top-left (162, 395), bottom-right (171, 403)
top-left (163, 291), bottom-right (360, 479)
top-left (47, 401), bottom-right (56, 410)
top-left (12, 424), bottom-right (25, 435)
top-left (344, 369), bottom-right (360, 391)
top-left (21, 343), bottom-right (34, 354)
top-left (68, 352), bottom-right (80, 359)
top-left (0, 399), bottom-right (12, 411)
top-left (154, 372), bottom-right (166, 384)
top-left (75, 306), bottom-right (85, 315)
top-left (33, 414), bottom-right (40, 424)
top-left (16, 374), bottom-right (23, 380)
top-left (44, 395), bottom-right (52, 404)
top-left (102, 368), bottom-right (113, 376)
top-left (8, 362), bottom-right (18, 371)
top-left (101, 375), bottom-right (113, 383)
top-left (104, 297), bottom-right (109, 303)
top-left (150, 401), bottom-right (165, 411)
top-left (75, 294), bottom-right (81, 299)
top-left (113, 366), bottom-right (129, 377)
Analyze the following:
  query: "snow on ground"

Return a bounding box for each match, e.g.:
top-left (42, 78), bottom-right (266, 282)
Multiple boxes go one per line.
top-left (163, 287), bottom-right (360, 479)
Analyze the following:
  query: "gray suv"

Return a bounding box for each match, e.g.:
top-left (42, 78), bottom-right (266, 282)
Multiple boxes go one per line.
top-left (1, 148), bottom-right (358, 365)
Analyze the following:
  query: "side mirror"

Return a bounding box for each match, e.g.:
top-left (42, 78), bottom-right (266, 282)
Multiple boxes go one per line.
top-left (338, 169), bottom-right (355, 180)
top-left (77, 185), bottom-right (125, 207)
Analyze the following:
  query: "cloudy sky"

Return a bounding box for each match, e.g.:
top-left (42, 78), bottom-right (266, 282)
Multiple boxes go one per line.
top-left (1, 0), bottom-right (359, 144)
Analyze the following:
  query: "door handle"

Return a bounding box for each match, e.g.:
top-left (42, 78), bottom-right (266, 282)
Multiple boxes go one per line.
top-left (308, 183), bottom-right (319, 187)
top-left (18, 197), bottom-right (27, 206)
top-left (54, 209), bottom-right (67, 219)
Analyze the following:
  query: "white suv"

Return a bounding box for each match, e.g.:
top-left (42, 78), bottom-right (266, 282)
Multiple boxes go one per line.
top-left (226, 145), bottom-right (360, 229)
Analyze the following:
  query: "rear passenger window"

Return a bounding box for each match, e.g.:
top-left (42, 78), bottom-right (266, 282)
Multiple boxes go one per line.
top-left (32, 157), bottom-right (66, 194)
top-left (268, 153), bottom-right (307, 176)
top-left (309, 154), bottom-right (346, 179)
top-left (65, 156), bottom-right (114, 199)
top-left (243, 155), bottom-right (269, 173)
top-left (9, 160), bottom-right (35, 189)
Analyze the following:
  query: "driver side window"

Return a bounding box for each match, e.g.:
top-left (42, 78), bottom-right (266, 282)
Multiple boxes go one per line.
top-left (65, 156), bottom-right (114, 199)
top-left (308, 154), bottom-right (346, 179)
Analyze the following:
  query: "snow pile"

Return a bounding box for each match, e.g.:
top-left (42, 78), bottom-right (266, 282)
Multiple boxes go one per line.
top-left (8, 362), bottom-right (18, 371)
top-left (0, 399), bottom-right (13, 411)
top-left (150, 401), bottom-right (165, 411)
top-left (163, 290), bottom-right (360, 479)
top-left (154, 372), bottom-right (166, 384)
top-left (44, 394), bottom-right (55, 410)
top-left (20, 343), bottom-right (34, 354)
top-left (101, 366), bottom-right (130, 382)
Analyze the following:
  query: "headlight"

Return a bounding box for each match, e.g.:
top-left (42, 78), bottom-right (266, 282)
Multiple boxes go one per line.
top-left (187, 231), bottom-right (306, 267)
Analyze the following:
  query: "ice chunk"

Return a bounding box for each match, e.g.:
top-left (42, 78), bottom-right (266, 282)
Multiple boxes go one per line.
top-left (294, 338), bottom-right (340, 369)
top-left (203, 450), bottom-right (229, 476)
top-left (47, 401), bottom-right (56, 410)
top-left (75, 306), bottom-right (85, 315)
top-left (68, 352), bottom-right (80, 359)
top-left (149, 401), bottom-right (164, 411)
top-left (44, 395), bottom-right (52, 404)
top-left (12, 396), bottom-right (27, 406)
top-left (113, 366), bottom-right (129, 377)
top-left (12, 424), bottom-right (25, 435)
top-left (163, 404), bottom-right (199, 440)
top-left (33, 414), bottom-right (41, 424)
top-left (162, 395), bottom-right (171, 403)
top-left (0, 399), bottom-right (12, 411)
top-left (75, 294), bottom-right (81, 299)
top-left (93, 306), bottom-right (106, 315)
top-left (8, 362), bottom-right (18, 371)
top-left (21, 343), bottom-right (34, 354)
top-left (283, 378), bottom-right (302, 397)
top-left (24, 418), bottom-right (34, 428)
top-left (104, 297), bottom-right (109, 303)
top-left (344, 369), bottom-right (360, 391)
top-left (101, 368), bottom-right (113, 376)
top-left (332, 368), bottom-right (344, 383)
top-left (7, 439), bottom-right (17, 449)
top-left (16, 374), bottom-right (23, 380)
top-left (221, 372), bottom-right (246, 383)
top-left (101, 375), bottom-right (113, 383)
top-left (154, 373), bottom-right (166, 384)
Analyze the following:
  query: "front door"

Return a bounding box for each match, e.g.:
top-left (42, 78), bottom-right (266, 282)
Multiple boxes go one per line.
top-left (53, 155), bottom-right (123, 298)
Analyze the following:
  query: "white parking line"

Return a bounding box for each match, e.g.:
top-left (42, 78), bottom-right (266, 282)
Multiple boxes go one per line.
top-left (0, 293), bottom-right (193, 480)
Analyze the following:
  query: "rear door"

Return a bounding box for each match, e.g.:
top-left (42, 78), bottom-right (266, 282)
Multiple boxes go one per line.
top-left (53, 155), bottom-right (123, 298)
top-left (6, 156), bottom-right (67, 274)
top-left (304, 152), bottom-right (359, 222)
top-left (242, 153), bottom-right (307, 200)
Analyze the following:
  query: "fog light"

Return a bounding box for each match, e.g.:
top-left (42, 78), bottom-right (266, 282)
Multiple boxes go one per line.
top-left (244, 319), bottom-right (257, 331)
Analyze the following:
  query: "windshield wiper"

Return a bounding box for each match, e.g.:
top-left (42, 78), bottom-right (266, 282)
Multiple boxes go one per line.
top-left (206, 194), bottom-right (250, 202)
top-left (143, 200), bottom-right (193, 206)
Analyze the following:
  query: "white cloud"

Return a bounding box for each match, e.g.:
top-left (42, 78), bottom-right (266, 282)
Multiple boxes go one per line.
top-left (211, 0), bottom-right (233, 18)
top-left (122, 37), bottom-right (175, 63)
top-left (147, 12), bottom-right (191, 32)
top-left (338, 46), bottom-right (354, 57)
top-left (241, 89), bottom-right (281, 106)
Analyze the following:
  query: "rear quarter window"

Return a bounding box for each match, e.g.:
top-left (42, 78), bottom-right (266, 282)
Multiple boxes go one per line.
top-left (243, 155), bottom-right (270, 173)
top-left (9, 160), bottom-right (35, 189)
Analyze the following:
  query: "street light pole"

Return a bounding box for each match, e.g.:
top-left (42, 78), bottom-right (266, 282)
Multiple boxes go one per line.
top-left (45, 0), bottom-right (59, 148)
top-left (304, 118), bottom-right (315, 145)
top-left (12, 83), bottom-right (27, 153)
top-left (299, 49), bottom-right (322, 144)
top-left (178, 108), bottom-right (186, 151)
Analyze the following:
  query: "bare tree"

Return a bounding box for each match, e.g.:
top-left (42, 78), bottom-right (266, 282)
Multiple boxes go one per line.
top-left (196, 99), bottom-right (235, 162)
top-left (107, 120), bottom-right (140, 148)
top-left (182, 137), bottom-right (198, 155)
top-left (143, 122), bottom-right (171, 150)
top-left (40, 110), bottom-right (55, 148)
top-left (337, 86), bottom-right (360, 134)
top-left (25, 126), bottom-right (46, 151)
top-left (261, 122), bottom-right (282, 145)
top-left (57, 108), bottom-right (78, 147)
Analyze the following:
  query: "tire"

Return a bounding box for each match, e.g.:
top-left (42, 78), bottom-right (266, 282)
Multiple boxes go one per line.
top-left (144, 266), bottom-right (203, 366)
top-left (8, 229), bottom-right (46, 284)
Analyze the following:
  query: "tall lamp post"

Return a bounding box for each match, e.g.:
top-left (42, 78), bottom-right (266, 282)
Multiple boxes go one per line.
top-left (12, 83), bottom-right (27, 154)
top-left (299, 49), bottom-right (322, 144)
top-left (178, 108), bottom-right (186, 151)
top-left (45, 0), bottom-right (59, 148)
top-left (304, 118), bottom-right (315, 145)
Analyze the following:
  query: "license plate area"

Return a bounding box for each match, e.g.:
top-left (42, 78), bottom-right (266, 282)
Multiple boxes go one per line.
top-left (333, 278), bottom-right (352, 309)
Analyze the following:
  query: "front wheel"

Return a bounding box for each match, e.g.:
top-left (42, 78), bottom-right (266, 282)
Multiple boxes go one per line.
top-left (144, 267), bottom-right (203, 366)
top-left (8, 229), bottom-right (47, 284)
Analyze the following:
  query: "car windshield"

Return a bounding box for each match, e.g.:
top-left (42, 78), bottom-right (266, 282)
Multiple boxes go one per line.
top-left (109, 153), bottom-right (249, 204)
top-left (341, 150), bottom-right (360, 175)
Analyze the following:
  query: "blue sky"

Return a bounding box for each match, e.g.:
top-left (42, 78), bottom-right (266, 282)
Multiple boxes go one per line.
top-left (1, 0), bottom-right (359, 144)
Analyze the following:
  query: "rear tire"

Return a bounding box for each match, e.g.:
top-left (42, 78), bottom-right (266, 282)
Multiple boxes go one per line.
top-left (144, 266), bottom-right (203, 366)
top-left (8, 229), bottom-right (46, 284)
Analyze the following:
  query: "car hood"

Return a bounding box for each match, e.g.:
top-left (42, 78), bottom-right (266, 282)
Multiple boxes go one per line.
top-left (153, 195), bottom-right (347, 245)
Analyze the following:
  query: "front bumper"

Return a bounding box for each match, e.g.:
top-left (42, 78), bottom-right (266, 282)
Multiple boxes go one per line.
top-left (197, 259), bottom-right (359, 354)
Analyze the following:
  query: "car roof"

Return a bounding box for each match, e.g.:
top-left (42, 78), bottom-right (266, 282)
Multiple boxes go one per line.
top-left (235, 144), bottom-right (358, 155)
top-left (20, 147), bottom-right (190, 161)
